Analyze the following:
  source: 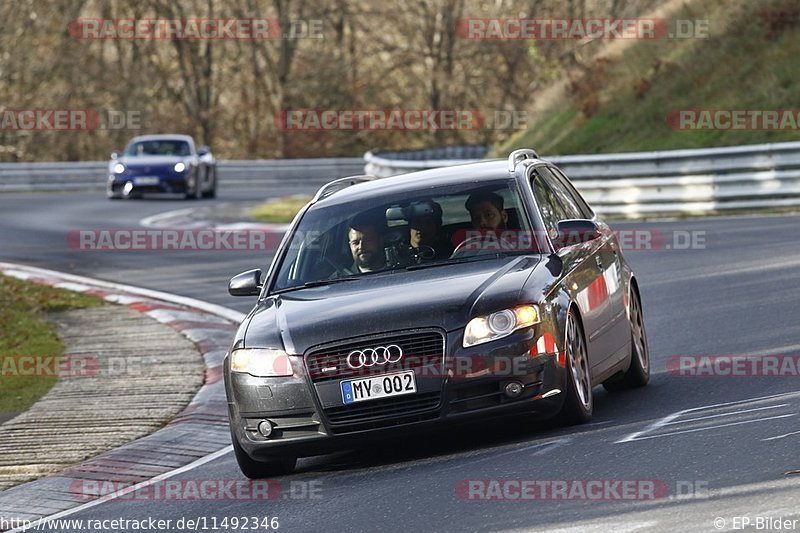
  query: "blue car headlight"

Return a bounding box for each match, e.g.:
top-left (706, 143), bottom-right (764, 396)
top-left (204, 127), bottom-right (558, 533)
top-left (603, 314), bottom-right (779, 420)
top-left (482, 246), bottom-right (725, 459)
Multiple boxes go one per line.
top-left (173, 162), bottom-right (186, 173)
top-left (113, 163), bottom-right (125, 174)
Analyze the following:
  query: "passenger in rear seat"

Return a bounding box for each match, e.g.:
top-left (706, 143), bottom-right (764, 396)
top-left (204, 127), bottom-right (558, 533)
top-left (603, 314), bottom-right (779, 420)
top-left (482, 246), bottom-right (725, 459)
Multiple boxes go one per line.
top-left (465, 190), bottom-right (509, 230)
top-left (406, 200), bottom-right (454, 260)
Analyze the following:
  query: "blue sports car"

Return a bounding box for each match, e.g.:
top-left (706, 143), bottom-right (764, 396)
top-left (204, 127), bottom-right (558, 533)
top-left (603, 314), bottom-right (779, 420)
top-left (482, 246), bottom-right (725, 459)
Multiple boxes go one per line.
top-left (107, 134), bottom-right (217, 200)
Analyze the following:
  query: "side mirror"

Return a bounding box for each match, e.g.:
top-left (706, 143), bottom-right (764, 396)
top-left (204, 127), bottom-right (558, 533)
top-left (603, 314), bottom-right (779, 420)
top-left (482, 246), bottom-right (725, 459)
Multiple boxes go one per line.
top-left (197, 146), bottom-right (210, 156)
top-left (228, 269), bottom-right (263, 296)
top-left (555, 219), bottom-right (601, 248)
top-left (110, 151), bottom-right (120, 159)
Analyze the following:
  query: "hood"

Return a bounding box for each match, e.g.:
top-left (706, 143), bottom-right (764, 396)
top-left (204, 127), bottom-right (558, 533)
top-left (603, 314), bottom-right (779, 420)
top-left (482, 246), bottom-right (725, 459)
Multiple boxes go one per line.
top-left (243, 255), bottom-right (544, 354)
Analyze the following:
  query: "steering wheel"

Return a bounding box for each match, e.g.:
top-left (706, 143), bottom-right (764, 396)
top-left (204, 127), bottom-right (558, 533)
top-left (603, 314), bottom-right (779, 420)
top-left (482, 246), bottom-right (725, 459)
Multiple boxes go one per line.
top-left (412, 244), bottom-right (436, 261)
top-left (322, 256), bottom-right (351, 277)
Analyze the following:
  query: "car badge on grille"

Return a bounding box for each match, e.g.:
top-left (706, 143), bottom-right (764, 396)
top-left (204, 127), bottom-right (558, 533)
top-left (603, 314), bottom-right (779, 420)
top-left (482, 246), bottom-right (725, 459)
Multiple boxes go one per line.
top-left (346, 345), bottom-right (404, 369)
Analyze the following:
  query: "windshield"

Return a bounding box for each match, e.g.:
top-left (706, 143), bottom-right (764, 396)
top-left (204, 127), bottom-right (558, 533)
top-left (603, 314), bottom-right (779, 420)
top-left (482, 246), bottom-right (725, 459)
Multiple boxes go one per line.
top-left (270, 179), bottom-right (543, 293)
top-left (124, 139), bottom-right (191, 157)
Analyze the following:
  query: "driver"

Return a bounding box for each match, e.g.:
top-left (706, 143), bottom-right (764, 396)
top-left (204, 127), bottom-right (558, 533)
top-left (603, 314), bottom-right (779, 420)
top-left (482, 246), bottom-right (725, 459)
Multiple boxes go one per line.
top-left (453, 190), bottom-right (515, 255)
top-left (407, 200), bottom-right (454, 260)
top-left (346, 211), bottom-right (387, 273)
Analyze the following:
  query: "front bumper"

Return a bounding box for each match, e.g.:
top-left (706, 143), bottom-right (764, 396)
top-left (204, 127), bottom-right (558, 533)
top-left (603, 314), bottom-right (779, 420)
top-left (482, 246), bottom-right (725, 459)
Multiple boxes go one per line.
top-left (107, 175), bottom-right (190, 194)
top-left (226, 328), bottom-right (566, 460)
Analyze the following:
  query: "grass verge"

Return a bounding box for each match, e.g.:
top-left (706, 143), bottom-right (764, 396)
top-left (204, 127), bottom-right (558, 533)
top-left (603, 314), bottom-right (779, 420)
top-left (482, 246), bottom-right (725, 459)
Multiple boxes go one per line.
top-left (250, 195), bottom-right (312, 223)
top-left (0, 275), bottom-right (103, 415)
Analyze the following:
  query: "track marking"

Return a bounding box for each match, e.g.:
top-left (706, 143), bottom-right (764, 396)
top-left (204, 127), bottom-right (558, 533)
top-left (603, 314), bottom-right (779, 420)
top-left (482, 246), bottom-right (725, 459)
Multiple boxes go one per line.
top-left (663, 404), bottom-right (788, 425)
top-left (762, 429), bottom-right (800, 441)
top-left (616, 391), bottom-right (800, 443)
top-left (615, 411), bottom-right (683, 443)
top-left (619, 414), bottom-right (794, 442)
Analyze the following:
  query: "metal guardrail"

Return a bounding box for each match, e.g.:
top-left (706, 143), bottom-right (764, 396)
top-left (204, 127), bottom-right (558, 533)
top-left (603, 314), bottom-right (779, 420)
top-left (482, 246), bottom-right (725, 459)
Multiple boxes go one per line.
top-left (0, 158), bottom-right (365, 192)
top-left (364, 142), bottom-right (800, 217)
top-left (4, 143), bottom-right (800, 217)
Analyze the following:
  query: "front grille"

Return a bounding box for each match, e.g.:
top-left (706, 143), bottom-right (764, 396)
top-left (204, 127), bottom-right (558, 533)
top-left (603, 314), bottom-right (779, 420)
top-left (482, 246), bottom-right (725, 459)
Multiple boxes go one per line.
top-left (325, 392), bottom-right (441, 433)
top-left (306, 330), bottom-right (445, 434)
top-left (306, 330), bottom-right (444, 383)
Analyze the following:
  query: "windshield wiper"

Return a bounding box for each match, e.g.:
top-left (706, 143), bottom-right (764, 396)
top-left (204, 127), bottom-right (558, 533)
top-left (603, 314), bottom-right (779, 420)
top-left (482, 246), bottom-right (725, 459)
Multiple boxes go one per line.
top-left (405, 256), bottom-right (491, 271)
top-left (405, 251), bottom-right (537, 271)
top-left (272, 277), bottom-right (360, 294)
top-left (301, 277), bottom-right (360, 287)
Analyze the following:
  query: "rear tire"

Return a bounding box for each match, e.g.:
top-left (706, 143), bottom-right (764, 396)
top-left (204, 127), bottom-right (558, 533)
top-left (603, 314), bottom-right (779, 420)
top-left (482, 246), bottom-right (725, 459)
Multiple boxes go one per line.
top-left (560, 311), bottom-right (593, 424)
top-left (603, 287), bottom-right (650, 391)
top-left (230, 428), bottom-right (296, 479)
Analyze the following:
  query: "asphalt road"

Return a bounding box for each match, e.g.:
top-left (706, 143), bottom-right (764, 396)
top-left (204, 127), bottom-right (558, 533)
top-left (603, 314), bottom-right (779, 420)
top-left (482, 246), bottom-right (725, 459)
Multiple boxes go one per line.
top-left (2, 189), bottom-right (800, 532)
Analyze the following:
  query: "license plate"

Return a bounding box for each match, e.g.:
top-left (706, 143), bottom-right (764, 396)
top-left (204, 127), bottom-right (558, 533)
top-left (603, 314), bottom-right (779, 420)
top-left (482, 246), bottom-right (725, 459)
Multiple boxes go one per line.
top-left (134, 176), bottom-right (160, 185)
top-left (340, 371), bottom-right (416, 404)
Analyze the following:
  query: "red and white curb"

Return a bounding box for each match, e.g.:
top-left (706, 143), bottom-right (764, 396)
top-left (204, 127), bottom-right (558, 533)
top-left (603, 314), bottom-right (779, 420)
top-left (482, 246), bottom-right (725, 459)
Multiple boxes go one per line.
top-left (0, 263), bottom-right (244, 530)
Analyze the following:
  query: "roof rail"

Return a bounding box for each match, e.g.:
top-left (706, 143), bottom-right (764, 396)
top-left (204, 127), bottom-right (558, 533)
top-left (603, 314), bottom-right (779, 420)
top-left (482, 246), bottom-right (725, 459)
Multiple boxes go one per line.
top-left (507, 149), bottom-right (539, 173)
top-left (311, 175), bottom-right (377, 203)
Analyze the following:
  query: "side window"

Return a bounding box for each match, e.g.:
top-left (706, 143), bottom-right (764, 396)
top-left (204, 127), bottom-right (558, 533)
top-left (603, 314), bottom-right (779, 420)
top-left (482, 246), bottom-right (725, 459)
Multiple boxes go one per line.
top-left (531, 169), bottom-right (568, 234)
top-left (537, 167), bottom-right (584, 220)
top-left (549, 166), bottom-right (594, 219)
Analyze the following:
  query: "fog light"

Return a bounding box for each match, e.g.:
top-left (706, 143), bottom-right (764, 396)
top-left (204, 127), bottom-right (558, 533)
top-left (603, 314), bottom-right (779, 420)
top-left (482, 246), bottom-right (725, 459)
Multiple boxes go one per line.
top-left (504, 381), bottom-right (523, 398)
top-left (257, 420), bottom-right (273, 438)
top-left (123, 181), bottom-right (134, 195)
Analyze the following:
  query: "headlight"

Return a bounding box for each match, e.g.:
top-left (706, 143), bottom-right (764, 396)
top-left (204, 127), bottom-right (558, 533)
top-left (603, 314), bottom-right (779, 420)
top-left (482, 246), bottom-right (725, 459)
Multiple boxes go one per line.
top-left (463, 304), bottom-right (540, 348)
top-left (230, 348), bottom-right (294, 377)
top-left (113, 163), bottom-right (125, 174)
top-left (173, 162), bottom-right (186, 173)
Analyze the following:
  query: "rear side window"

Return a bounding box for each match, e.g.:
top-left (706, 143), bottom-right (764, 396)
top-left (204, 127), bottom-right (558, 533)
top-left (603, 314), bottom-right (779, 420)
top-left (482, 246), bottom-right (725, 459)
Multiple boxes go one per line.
top-left (536, 166), bottom-right (585, 220)
top-left (531, 169), bottom-right (568, 234)
top-left (549, 166), bottom-right (594, 219)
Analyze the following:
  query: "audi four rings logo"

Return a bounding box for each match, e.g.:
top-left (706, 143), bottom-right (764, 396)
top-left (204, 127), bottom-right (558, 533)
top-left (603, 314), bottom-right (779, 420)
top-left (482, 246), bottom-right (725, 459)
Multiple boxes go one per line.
top-left (347, 345), bottom-right (404, 369)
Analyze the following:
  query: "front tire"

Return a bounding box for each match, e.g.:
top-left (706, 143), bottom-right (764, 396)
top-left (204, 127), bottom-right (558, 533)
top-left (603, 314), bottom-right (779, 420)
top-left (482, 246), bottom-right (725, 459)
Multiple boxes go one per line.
top-left (560, 311), bottom-right (593, 424)
top-left (230, 428), bottom-right (297, 479)
top-left (184, 175), bottom-right (201, 200)
top-left (604, 287), bottom-right (650, 391)
top-left (202, 169), bottom-right (216, 199)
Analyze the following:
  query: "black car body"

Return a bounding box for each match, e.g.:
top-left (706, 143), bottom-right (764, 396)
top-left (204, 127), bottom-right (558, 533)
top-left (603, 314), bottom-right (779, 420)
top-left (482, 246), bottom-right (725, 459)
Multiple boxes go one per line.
top-left (224, 149), bottom-right (650, 477)
top-left (107, 134), bottom-right (216, 199)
